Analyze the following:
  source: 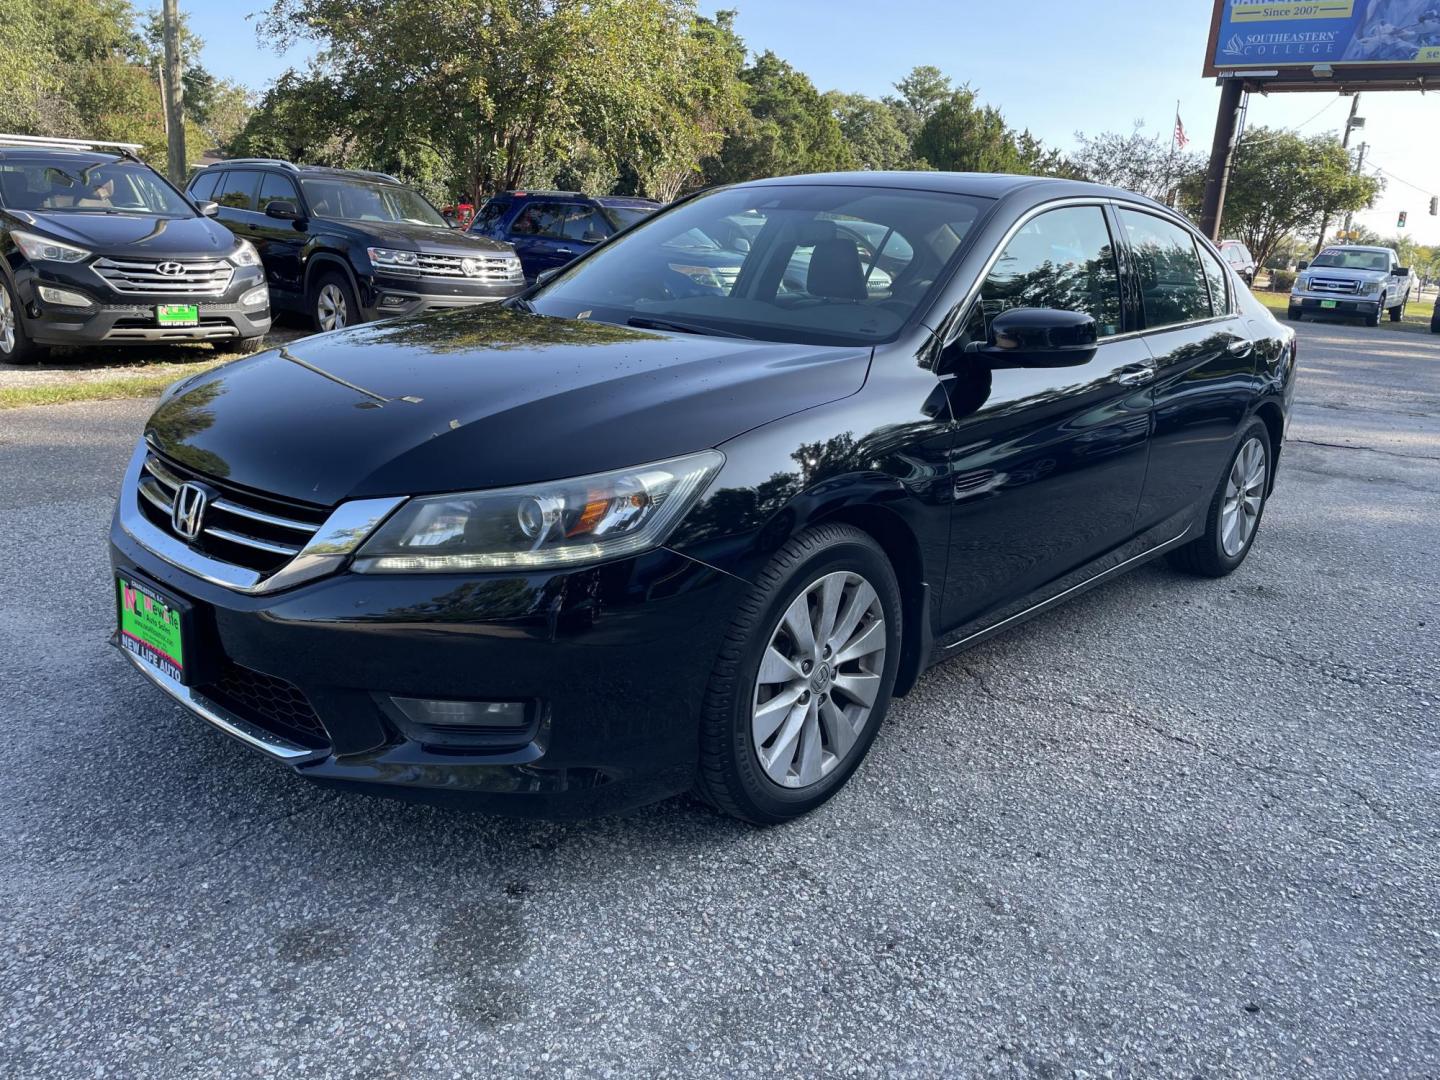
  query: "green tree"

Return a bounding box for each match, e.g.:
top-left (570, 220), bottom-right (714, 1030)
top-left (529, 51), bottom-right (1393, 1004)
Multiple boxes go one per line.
top-left (913, 87), bottom-right (1062, 176)
top-left (884, 65), bottom-right (951, 139)
top-left (1072, 124), bottom-right (1204, 202)
top-left (1182, 127), bottom-right (1383, 268)
top-left (826, 91), bottom-right (912, 172)
top-left (704, 51), bottom-right (855, 184)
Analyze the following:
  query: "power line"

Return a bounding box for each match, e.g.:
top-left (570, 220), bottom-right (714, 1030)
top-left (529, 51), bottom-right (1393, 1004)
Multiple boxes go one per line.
top-left (1365, 159), bottom-right (1434, 198)
top-left (1293, 95), bottom-right (1344, 131)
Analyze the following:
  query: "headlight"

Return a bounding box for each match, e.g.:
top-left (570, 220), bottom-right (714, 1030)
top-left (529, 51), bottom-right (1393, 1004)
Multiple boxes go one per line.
top-left (229, 239), bottom-right (261, 267)
top-left (1294, 274), bottom-right (1310, 291)
top-left (352, 451), bottom-right (725, 573)
top-left (1361, 280), bottom-right (1383, 296)
top-left (11, 230), bottom-right (90, 264)
top-left (368, 247), bottom-right (420, 270)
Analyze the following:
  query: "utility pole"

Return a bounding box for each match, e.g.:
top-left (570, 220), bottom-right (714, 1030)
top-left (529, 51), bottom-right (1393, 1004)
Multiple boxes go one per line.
top-left (1344, 141), bottom-right (1369, 238)
top-left (1314, 94), bottom-right (1362, 254)
top-left (162, 0), bottom-right (186, 185)
top-left (1199, 79), bottom-right (1246, 243)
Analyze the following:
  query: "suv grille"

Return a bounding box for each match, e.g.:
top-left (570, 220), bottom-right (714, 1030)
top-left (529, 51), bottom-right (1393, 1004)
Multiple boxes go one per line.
top-left (202, 659), bottom-right (328, 749)
top-left (413, 252), bottom-right (524, 283)
top-left (1309, 276), bottom-right (1361, 296)
top-left (93, 257), bottom-right (235, 297)
top-left (136, 451), bottom-right (330, 574)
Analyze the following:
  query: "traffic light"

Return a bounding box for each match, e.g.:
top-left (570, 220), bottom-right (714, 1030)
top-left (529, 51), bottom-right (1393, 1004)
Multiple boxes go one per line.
top-left (1398, 211), bottom-right (1408, 228)
top-left (1431, 196), bottom-right (1439, 216)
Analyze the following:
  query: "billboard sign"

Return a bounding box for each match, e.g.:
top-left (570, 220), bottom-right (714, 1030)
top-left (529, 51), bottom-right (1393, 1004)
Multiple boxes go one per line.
top-left (1206, 1), bottom-right (1440, 74)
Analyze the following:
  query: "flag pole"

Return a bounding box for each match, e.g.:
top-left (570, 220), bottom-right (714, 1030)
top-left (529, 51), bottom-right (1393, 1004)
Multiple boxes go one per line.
top-left (1165, 100), bottom-right (1180, 207)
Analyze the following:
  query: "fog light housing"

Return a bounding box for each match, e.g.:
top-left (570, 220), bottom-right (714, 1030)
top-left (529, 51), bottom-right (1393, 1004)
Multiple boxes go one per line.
top-left (240, 285), bottom-right (269, 308)
top-left (37, 284), bottom-right (92, 307)
top-left (379, 695), bottom-right (539, 749)
top-left (379, 294), bottom-right (407, 308)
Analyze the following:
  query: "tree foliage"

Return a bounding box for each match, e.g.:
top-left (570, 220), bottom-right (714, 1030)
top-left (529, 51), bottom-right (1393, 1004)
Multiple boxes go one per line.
top-left (913, 87), bottom-right (1069, 177)
top-left (1071, 124), bottom-right (1204, 202)
top-left (1180, 126), bottom-right (1382, 268)
top-left (825, 91), bottom-right (913, 172)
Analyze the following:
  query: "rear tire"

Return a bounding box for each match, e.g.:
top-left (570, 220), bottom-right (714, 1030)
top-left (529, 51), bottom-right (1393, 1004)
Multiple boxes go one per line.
top-left (1168, 420), bottom-right (1272, 579)
top-left (694, 524), bottom-right (902, 825)
top-left (310, 271), bottom-right (360, 332)
top-left (0, 277), bottom-right (45, 365)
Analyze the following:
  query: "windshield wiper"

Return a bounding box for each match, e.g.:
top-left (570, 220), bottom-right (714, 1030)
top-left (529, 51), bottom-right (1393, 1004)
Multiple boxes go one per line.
top-left (626, 316), bottom-right (750, 339)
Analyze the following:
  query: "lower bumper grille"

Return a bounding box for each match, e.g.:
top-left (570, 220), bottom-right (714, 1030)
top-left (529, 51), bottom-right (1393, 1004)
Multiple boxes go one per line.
top-left (201, 660), bottom-right (328, 749)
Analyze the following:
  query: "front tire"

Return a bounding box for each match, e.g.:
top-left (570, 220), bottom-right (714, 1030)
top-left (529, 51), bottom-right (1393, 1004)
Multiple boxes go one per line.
top-left (695, 524), bottom-right (902, 825)
top-left (216, 334), bottom-right (265, 356)
top-left (1364, 310), bottom-right (1381, 328)
top-left (311, 271), bottom-right (360, 332)
top-left (1168, 420), bottom-right (1272, 579)
top-left (0, 277), bottom-right (45, 365)
top-left (1287, 305), bottom-right (1302, 322)
top-left (1388, 300), bottom-right (1404, 322)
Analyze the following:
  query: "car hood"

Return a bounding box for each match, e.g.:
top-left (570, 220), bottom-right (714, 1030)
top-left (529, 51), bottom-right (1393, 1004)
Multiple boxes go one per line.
top-left (14, 211), bottom-right (237, 257)
top-left (1307, 266), bottom-right (1389, 282)
top-left (324, 218), bottom-right (512, 254)
top-left (146, 306), bottom-right (872, 506)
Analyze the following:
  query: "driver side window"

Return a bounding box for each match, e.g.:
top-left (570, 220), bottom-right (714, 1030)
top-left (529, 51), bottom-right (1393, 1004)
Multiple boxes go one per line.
top-left (979, 206), bottom-right (1123, 338)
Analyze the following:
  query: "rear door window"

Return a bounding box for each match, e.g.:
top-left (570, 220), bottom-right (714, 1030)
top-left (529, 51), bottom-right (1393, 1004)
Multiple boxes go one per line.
top-left (1117, 209), bottom-right (1213, 329)
top-left (214, 170), bottom-right (261, 212)
top-left (1197, 244), bottom-right (1230, 315)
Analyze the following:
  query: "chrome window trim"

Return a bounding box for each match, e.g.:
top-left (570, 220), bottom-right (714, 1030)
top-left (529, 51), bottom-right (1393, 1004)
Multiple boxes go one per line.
top-left (118, 441), bottom-right (406, 595)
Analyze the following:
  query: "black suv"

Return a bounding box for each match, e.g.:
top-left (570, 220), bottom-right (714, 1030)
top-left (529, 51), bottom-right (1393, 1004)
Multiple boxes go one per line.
top-left (1, 135), bottom-right (270, 364)
top-left (187, 160), bottom-right (523, 331)
top-left (469, 190), bottom-right (659, 280)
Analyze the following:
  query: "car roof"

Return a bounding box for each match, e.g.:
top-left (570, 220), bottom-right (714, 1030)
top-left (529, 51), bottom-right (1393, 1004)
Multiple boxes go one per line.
top-left (594, 196), bottom-right (661, 207)
top-left (1326, 245), bottom-right (1391, 253)
top-left (0, 148), bottom-right (130, 165)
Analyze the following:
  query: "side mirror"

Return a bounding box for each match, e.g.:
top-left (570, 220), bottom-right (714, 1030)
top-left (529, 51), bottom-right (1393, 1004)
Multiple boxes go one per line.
top-left (264, 200), bottom-right (303, 221)
top-left (535, 267), bottom-right (563, 286)
top-left (1394, 266), bottom-right (1411, 278)
top-left (1297, 261), bottom-right (1310, 271)
top-left (582, 230), bottom-right (606, 243)
top-left (197, 200), bottom-right (220, 218)
top-left (966, 308), bottom-right (1099, 369)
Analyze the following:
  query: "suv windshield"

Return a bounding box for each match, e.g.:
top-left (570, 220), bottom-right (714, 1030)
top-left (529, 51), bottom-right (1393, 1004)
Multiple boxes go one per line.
top-left (299, 178), bottom-right (447, 227)
top-left (1311, 249), bottom-right (1391, 271)
top-left (530, 185), bottom-right (989, 346)
top-left (0, 157), bottom-right (193, 216)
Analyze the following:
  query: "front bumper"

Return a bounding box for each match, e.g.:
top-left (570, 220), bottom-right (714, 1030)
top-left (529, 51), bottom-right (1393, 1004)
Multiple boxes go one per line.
top-left (16, 264), bottom-right (270, 345)
top-left (109, 494), bottom-right (746, 818)
top-left (1289, 292), bottom-right (1382, 318)
top-left (359, 272), bottom-right (521, 321)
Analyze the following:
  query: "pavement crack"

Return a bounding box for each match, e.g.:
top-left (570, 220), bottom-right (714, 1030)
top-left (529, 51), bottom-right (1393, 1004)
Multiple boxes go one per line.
top-left (1288, 438), bottom-right (1440, 463)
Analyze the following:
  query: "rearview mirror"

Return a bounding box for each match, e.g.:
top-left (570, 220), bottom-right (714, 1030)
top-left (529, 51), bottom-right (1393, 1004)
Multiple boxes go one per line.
top-left (264, 200), bottom-right (303, 221)
top-left (966, 308), bottom-right (1099, 369)
top-left (196, 200), bottom-right (219, 218)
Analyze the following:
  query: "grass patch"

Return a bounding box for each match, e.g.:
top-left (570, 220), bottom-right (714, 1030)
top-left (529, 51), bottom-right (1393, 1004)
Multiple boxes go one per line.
top-left (1252, 289), bottom-right (1436, 334)
top-left (0, 367), bottom-right (217, 409)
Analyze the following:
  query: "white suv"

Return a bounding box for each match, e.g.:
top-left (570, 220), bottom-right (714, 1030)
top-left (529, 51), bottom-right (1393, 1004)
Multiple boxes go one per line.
top-left (1289, 245), bottom-right (1412, 327)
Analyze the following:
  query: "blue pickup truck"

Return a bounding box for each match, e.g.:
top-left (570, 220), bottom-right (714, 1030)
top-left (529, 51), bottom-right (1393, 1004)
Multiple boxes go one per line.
top-left (468, 191), bottom-right (660, 281)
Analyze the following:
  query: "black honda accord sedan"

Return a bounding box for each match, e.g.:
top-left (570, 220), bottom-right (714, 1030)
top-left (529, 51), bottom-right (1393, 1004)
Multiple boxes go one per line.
top-left (110, 172), bottom-right (1296, 823)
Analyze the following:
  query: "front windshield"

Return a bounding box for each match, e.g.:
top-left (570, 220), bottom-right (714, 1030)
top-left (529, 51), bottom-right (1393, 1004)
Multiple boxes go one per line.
top-left (530, 185), bottom-right (990, 346)
top-left (1311, 248), bottom-right (1391, 271)
top-left (0, 157), bottom-right (193, 216)
top-left (299, 178), bottom-right (448, 227)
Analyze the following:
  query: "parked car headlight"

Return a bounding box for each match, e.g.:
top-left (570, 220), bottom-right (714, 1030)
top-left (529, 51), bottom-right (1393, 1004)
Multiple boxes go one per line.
top-left (11, 230), bottom-right (91, 264)
top-left (229, 239), bottom-right (261, 267)
top-left (352, 450), bottom-right (725, 572)
top-left (1360, 280), bottom-right (1383, 296)
top-left (367, 247), bottom-right (420, 269)
top-left (1293, 274), bottom-right (1310, 292)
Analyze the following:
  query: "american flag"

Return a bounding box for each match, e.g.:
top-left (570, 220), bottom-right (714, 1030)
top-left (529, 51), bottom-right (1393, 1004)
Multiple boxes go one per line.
top-left (1174, 113), bottom-right (1190, 151)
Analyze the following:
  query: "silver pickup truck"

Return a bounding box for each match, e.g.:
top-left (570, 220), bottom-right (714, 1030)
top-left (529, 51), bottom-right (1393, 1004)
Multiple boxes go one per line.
top-left (1289, 245), bottom-right (1413, 327)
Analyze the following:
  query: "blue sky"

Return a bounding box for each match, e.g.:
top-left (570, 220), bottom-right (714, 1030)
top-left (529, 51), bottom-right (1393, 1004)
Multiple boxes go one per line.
top-left (186, 0), bottom-right (1440, 244)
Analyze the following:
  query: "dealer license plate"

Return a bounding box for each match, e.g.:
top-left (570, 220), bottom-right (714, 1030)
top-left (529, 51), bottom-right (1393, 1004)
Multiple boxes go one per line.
top-left (156, 304), bottom-right (199, 327)
top-left (117, 574), bottom-right (189, 683)
top-left (1320, 300), bottom-right (1338, 310)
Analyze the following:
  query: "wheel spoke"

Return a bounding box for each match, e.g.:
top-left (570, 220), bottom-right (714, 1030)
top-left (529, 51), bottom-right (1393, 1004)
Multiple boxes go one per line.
top-left (782, 591), bottom-right (816, 656)
top-left (835, 618), bottom-right (885, 665)
top-left (758, 645), bottom-right (803, 686)
top-left (827, 580), bottom-right (875, 653)
top-left (833, 672), bottom-right (880, 708)
top-left (814, 574), bottom-right (845, 649)
top-left (819, 697), bottom-right (857, 759)
top-left (761, 700), bottom-right (808, 782)
top-left (795, 703), bottom-right (823, 787)
top-left (753, 685), bottom-right (803, 744)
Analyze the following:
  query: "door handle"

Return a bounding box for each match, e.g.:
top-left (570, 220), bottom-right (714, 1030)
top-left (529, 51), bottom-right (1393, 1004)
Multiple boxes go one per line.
top-left (555, 247), bottom-right (573, 256)
top-left (1226, 339), bottom-right (1254, 359)
top-left (1115, 364), bottom-right (1155, 387)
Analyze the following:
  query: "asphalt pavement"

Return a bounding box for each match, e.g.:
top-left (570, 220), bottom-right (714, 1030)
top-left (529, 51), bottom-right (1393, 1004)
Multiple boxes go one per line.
top-left (1, 318), bottom-right (1436, 1078)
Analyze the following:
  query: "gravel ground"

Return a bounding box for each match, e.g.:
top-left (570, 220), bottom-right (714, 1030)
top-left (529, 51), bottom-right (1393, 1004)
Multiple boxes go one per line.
top-left (0, 319), bottom-right (1436, 1078)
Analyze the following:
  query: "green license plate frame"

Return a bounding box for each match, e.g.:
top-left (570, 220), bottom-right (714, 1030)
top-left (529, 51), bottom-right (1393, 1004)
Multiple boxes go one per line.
top-left (156, 304), bottom-right (199, 327)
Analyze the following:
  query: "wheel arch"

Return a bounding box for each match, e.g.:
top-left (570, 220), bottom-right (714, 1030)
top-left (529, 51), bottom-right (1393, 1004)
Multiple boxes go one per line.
top-left (303, 251), bottom-right (361, 298)
top-left (1252, 399), bottom-right (1285, 495)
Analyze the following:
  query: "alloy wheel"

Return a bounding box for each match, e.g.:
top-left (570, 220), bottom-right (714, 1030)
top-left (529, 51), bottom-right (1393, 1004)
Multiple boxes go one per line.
top-left (751, 570), bottom-right (887, 789)
top-left (1221, 436), bottom-right (1267, 557)
top-left (317, 283), bottom-right (348, 331)
top-left (0, 286), bottom-right (15, 356)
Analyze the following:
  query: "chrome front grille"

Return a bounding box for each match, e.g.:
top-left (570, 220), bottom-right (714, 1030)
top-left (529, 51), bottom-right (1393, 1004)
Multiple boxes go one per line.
top-left (93, 257), bottom-right (235, 296)
top-left (136, 453), bottom-right (329, 574)
top-left (1309, 277), bottom-right (1361, 296)
top-left (413, 251), bottom-right (524, 283)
